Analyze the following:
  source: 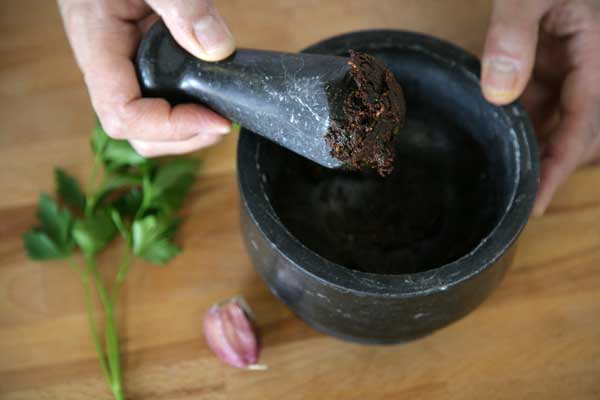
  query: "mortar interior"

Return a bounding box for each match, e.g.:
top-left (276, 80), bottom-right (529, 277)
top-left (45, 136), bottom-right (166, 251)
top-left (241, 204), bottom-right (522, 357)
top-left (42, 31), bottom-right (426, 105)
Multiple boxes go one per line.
top-left (256, 48), bottom-right (518, 275)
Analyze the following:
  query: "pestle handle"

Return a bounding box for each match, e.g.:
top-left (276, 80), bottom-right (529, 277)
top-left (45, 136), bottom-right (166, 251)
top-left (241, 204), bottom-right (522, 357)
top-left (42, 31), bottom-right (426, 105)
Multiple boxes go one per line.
top-left (136, 20), bottom-right (350, 168)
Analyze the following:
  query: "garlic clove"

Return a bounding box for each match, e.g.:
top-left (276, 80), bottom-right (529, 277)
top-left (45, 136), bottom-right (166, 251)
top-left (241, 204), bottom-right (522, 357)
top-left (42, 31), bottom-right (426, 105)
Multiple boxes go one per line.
top-left (203, 297), bottom-right (263, 369)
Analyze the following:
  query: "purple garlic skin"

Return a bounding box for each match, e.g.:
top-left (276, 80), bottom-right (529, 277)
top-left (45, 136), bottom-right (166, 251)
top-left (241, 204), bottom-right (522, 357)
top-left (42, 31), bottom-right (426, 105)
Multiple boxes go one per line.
top-left (204, 297), bottom-right (261, 369)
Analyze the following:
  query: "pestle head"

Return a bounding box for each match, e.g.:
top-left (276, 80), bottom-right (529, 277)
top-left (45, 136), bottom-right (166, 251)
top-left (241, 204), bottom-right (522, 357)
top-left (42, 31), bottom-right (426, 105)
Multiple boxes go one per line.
top-left (136, 20), bottom-right (405, 173)
top-left (326, 51), bottom-right (406, 175)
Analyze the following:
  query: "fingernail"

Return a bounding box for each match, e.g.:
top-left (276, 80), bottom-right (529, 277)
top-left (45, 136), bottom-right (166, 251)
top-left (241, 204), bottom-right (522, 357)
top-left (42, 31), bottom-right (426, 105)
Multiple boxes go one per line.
top-left (194, 14), bottom-right (235, 59)
top-left (482, 57), bottom-right (519, 103)
top-left (203, 125), bottom-right (230, 135)
top-left (216, 124), bottom-right (231, 135)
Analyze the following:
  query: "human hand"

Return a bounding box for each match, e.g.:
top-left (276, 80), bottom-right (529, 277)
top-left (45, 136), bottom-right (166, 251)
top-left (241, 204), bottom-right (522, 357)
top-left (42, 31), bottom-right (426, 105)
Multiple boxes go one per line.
top-left (481, 0), bottom-right (600, 216)
top-left (58, 0), bottom-right (235, 157)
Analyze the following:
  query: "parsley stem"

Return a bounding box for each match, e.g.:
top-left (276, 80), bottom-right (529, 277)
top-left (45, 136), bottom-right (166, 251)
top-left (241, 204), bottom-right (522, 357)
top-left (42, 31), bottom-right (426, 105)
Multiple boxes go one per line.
top-left (67, 257), bottom-right (111, 387)
top-left (111, 248), bottom-right (133, 307)
top-left (135, 167), bottom-right (152, 220)
top-left (85, 153), bottom-right (103, 217)
top-left (89, 153), bottom-right (102, 193)
top-left (86, 255), bottom-right (124, 400)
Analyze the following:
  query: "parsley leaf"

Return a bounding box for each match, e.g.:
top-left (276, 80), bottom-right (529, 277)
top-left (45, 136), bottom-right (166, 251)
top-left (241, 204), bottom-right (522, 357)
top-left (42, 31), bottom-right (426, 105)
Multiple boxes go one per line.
top-left (112, 188), bottom-right (143, 217)
top-left (103, 140), bottom-right (148, 168)
top-left (23, 230), bottom-right (67, 260)
top-left (37, 193), bottom-right (74, 251)
top-left (88, 175), bottom-right (142, 213)
top-left (138, 239), bottom-right (180, 265)
top-left (55, 168), bottom-right (86, 212)
top-left (148, 158), bottom-right (201, 213)
top-left (91, 121), bottom-right (109, 156)
top-left (131, 214), bottom-right (181, 264)
top-left (92, 122), bottom-right (147, 169)
top-left (73, 210), bottom-right (118, 255)
top-left (23, 194), bottom-right (74, 259)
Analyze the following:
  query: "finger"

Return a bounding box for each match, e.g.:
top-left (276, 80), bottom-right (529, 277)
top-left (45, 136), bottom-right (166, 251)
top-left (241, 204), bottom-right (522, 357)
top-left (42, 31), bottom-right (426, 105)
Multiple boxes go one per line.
top-left (91, 54), bottom-right (231, 141)
top-left (529, 30), bottom-right (570, 88)
top-left (533, 107), bottom-right (594, 217)
top-left (130, 133), bottom-right (223, 157)
top-left (146, 0), bottom-right (235, 61)
top-left (98, 95), bottom-right (232, 141)
top-left (521, 78), bottom-right (550, 127)
top-left (481, 0), bottom-right (550, 105)
top-left (60, 5), bottom-right (231, 141)
top-left (138, 13), bottom-right (161, 34)
top-left (521, 78), bottom-right (559, 137)
top-left (533, 34), bottom-right (600, 216)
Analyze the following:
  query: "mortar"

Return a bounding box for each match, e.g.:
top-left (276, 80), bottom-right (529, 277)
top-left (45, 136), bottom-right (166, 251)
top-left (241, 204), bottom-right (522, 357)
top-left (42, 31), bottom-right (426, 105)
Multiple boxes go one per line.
top-left (238, 30), bottom-right (539, 343)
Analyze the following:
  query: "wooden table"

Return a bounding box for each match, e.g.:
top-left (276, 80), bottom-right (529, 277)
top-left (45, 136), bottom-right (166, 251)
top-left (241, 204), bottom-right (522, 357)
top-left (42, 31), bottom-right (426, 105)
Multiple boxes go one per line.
top-left (1, 1), bottom-right (599, 399)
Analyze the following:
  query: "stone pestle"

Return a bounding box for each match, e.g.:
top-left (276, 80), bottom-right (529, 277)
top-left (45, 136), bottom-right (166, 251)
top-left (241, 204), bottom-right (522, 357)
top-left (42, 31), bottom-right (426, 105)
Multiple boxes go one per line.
top-left (136, 20), bottom-right (355, 168)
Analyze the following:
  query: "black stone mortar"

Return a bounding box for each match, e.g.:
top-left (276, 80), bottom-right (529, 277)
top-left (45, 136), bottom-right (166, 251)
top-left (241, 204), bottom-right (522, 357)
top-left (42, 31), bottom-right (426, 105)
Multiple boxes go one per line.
top-left (238, 31), bottom-right (539, 344)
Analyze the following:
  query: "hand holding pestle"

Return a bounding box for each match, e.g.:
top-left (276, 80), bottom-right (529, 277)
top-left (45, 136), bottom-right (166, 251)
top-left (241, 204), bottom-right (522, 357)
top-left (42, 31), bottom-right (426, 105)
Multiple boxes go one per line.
top-left (136, 21), bottom-right (405, 174)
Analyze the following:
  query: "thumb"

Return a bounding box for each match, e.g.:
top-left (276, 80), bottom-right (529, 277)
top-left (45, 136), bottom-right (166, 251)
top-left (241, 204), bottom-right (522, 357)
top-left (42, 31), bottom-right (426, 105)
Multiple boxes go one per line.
top-left (146, 0), bottom-right (235, 61)
top-left (481, 0), bottom-right (547, 105)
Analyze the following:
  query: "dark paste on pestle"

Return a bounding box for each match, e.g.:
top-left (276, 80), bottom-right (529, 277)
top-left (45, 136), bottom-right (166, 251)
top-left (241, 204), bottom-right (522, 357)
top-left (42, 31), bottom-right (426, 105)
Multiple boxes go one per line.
top-left (325, 51), bottom-right (406, 176)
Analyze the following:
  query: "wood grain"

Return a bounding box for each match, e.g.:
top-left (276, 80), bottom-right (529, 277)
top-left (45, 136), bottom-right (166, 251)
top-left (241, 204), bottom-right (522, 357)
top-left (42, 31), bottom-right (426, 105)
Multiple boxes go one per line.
top-left (1, 1), bottom-right (599, 399)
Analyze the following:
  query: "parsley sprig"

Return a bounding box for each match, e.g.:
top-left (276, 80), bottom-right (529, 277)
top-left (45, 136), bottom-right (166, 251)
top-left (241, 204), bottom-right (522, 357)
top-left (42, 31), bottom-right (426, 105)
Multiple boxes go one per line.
top-left (22, 121), bottom-right (201, 400)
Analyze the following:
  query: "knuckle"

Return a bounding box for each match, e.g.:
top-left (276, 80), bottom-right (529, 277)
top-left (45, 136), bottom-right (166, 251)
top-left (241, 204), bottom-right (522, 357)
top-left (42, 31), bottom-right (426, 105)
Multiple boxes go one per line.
top-left (104, 105), bottom-right (144, 140)
top-left (163, 127), bottom-right (183, 141)
top-left (168, 125), bottom-right (192, 141)
top-left (101, 116), bottom-right (126, 139)
top-left (546, 0), bottom-right (597, 35)
top-left (162, 114), bottom-right (192, 140)
top-left (485, 23), bottom-right (536, 61)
